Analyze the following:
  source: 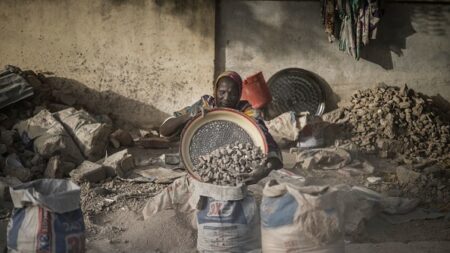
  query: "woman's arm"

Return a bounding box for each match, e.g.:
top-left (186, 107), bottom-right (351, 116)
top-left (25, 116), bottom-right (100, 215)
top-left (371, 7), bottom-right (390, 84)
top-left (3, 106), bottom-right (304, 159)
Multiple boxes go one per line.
top-left (159, 113), bottom-right (192, 137)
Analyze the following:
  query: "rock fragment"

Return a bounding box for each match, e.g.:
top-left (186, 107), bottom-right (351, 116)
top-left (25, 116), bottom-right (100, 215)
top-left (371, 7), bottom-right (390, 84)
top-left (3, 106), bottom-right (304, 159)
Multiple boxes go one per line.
top-left (193, 142), bottom-right (265, 186)
top-left (70, 161), bottom-right (106, 183)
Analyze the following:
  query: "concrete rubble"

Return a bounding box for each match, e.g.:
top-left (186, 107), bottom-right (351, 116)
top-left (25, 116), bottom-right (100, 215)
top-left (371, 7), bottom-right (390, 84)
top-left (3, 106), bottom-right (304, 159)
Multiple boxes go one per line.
top-left (0, 68), bottom-right (150, 187)
top-left (101, 149), bottom-right (135, 178)
top-left (54, 107), bottom-right (112, 161)
top-left (14, 109), bottom-right (85, 165)
top-left (70, 160), bottom-right (106, 183)
top-left (322, 84), bottom-right (450, 165)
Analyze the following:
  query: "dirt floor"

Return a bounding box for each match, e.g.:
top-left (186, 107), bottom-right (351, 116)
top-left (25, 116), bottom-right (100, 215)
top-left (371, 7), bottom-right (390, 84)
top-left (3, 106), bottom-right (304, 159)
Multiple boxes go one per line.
top-left (1, 147), bottom-right (449, 253)
top-left (83, 148), bottom-right (450, 253)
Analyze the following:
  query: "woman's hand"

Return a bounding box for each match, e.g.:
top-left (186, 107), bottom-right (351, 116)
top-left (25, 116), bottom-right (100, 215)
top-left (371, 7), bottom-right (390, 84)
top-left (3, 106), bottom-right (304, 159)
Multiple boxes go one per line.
top-left (240, 157), bottom-right (283, 185)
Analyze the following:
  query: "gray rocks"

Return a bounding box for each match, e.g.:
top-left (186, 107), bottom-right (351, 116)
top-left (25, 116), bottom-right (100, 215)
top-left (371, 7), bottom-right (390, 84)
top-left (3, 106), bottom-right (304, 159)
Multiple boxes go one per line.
top-left (70, 161), bottom-right (106, 183)
top-left (193, 142), bottom-right (266, 186)
top-left (325, 84), bottom-right (450, 164)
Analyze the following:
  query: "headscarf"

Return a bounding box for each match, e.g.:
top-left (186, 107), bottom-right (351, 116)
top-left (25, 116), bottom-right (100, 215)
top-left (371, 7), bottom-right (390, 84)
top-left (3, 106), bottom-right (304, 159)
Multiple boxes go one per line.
top-left (214, 71), bottom-right (243, 99)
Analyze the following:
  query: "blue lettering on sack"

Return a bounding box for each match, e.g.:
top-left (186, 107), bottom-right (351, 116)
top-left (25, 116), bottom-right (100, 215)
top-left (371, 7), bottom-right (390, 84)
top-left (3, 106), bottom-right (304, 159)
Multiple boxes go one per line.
top-left (53, 209), bottom-right (86, 253)
top-left (197, 197), bottom-right (247, 225)
top-left (261, 193), bottom-right (298, 228)
top-left (7, 208), bottom-right (26, 249)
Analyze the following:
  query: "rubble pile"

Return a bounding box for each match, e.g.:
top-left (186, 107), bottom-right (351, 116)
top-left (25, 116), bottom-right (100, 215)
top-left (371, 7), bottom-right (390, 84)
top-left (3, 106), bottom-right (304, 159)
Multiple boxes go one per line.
top-left (325, 84), bottom-right (450, 164)
top-left (0, 66), bottom-right (143, 185)
top-left (194, 142), bottom-right (266, 186)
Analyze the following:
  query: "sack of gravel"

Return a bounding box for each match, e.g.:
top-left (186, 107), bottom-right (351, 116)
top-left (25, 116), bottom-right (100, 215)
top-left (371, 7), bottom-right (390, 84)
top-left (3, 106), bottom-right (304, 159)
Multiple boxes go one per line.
top-left (190, 180), bottom-right (261, 252)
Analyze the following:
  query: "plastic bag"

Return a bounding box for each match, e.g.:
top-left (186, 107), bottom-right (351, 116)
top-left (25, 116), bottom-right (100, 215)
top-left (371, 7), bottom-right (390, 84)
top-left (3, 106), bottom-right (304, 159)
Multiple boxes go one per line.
top-left (261, 180), bottom-right (345, 253)
top-left (7, 179), bottom-right (85, 253)
top-left (191, 180), bottom-right (261, 253)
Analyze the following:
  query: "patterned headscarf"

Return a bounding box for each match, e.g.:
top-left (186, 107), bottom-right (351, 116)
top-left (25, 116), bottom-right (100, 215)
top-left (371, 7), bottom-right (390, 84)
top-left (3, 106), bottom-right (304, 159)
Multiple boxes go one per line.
top-left (214, 71), bottom-right (243, 99)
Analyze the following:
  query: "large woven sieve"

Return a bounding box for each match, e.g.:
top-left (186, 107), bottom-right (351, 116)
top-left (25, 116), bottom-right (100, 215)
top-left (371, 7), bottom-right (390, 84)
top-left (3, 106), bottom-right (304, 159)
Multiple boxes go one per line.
top-left (263, 68), bottom-right (326, 120)
top-left (180, 108), bottom-right (268, 181)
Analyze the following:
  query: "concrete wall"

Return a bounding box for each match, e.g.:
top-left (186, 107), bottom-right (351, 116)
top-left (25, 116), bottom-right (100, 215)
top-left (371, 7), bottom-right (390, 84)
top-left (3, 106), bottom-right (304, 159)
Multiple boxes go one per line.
top-left (217, 1), bottom-right (450, 109)
top-left (2, 0), bottom-right (449, 127)
top-left (0, 0), bottom-right (215, 128)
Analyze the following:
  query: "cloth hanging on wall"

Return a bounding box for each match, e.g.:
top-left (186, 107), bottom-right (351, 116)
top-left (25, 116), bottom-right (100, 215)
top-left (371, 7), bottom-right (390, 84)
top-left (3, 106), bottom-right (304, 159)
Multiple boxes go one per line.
top-left (321, 0), bottom-right (384, 60)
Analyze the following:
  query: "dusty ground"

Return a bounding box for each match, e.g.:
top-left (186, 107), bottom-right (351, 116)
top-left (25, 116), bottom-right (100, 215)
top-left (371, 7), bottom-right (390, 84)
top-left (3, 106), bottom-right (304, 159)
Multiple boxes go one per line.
top-left (1, 147), bottom-right (449, 253)
top-left (83, 148), bottom-right (449, 253)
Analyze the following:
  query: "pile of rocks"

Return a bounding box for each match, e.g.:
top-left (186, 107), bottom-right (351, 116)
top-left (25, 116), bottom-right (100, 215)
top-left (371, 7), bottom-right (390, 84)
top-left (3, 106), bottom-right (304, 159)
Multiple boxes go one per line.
top-left (0, 67), bottom-right (140, 185)
top-left (193, 142), bottom-right (266, 186)
top-left (325, 84), bottom-right (450, 164)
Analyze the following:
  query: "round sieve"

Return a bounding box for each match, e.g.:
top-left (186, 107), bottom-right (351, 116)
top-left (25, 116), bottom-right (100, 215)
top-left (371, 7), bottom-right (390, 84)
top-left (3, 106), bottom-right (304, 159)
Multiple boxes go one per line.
top-left (263, 68), bottom-right (326, 120)
top-left (180, 108), bottom-right (268, 181)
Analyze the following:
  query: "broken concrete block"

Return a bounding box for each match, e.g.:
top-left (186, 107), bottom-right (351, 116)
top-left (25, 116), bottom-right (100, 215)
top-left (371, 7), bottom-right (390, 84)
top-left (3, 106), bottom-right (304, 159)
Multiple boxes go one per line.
top-left (13, 110), bottom-right (84, 165)
top-left (70, 161), bottom-right (106, 183)
top-left (101, 149), bottom-right (135, 177)
top-left (4, 154), bottom-right (31, 182)
top-left (54, 108), bottom-right (112, 161)
top-left (396, 166), bottom-right (421, 186)
top-left (111, 129), bottom-right (134, 147)
top-left (44, 156), bottom-right (76, 178)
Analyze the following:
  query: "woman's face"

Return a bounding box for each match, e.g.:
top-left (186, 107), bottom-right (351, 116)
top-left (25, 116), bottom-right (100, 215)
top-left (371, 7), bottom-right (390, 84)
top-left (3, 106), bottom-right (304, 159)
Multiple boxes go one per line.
top-left (215, 78), bottom-right (240, 108)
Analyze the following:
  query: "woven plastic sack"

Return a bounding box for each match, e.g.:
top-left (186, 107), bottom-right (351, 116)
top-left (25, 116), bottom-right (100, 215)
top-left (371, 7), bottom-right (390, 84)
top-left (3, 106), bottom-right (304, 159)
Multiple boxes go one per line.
top-left (261, 180), bottom-right (345, 253)
top-left (190, 180), bottom-right (261, 253)
top-left (142, 175), bottom-right (195, 224)
top-left (7, 179), bottom-right (85, 253)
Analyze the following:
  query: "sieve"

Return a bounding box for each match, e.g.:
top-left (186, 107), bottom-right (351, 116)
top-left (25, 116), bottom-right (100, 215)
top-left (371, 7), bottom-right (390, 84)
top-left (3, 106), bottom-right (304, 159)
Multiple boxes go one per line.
top-left (263, 68), bottom-right (326, 120)
top-left (180, 108), bottom-right (268, 181)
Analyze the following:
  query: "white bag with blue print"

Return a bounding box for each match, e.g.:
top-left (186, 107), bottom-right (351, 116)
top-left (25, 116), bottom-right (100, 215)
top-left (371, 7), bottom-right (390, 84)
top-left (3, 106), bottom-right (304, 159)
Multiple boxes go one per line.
top-left (261, 180), bottom-right (345, 253)
top-left (7, 179), bottom-right (85, 253)
top-left (190, 180), bottom-right (261, 253)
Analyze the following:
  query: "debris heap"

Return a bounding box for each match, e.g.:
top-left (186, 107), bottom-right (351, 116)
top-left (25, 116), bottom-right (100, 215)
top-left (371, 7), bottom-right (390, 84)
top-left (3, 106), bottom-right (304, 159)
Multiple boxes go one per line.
top-left (326, 84), bottom-right (450, 164)
top-left (193, 142), bottom-right (266, 186)
top-left (0, 66), bottom-right (139, 184)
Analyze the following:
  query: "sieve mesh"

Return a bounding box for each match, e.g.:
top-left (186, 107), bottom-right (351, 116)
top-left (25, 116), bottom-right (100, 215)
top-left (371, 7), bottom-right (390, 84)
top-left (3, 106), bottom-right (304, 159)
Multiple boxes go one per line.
top-left (265, 68), bottom-right (325, 120)
top-left (189, 120), bottom-right (253, 166)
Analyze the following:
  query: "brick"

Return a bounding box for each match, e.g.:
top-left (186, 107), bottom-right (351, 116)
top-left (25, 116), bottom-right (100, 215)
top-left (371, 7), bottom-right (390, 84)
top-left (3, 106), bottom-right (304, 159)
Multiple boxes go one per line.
top-left (70, 161), bottom-right (106, 183)
top-left (101, 149), bottom-right (134, 177)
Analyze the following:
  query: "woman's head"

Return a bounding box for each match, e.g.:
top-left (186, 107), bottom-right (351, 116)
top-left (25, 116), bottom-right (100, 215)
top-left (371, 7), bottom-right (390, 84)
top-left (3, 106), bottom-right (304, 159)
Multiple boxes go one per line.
top-left (214, 71), bottom-right (242, 108)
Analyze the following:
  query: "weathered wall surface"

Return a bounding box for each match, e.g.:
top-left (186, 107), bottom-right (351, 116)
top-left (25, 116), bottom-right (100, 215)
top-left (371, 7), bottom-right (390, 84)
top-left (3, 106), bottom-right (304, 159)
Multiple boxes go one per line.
top-left (217, 1), bottom-right (450, 109)
top-left (0, 0), bottom-right (215, 128)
